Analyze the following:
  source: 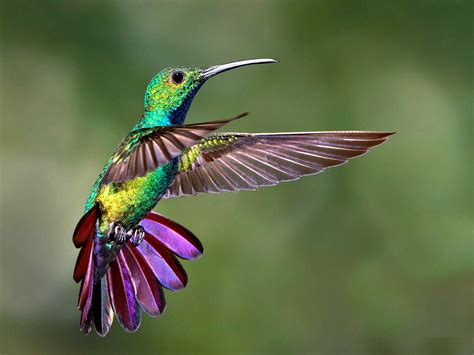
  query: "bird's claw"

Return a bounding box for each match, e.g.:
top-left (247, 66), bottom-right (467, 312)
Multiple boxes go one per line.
top-left (107, 222), bottom-right (144, 246)
top-left (107, 222), bottom-right (127, 244)
top-left (128, 226), bottom-right (145, 247)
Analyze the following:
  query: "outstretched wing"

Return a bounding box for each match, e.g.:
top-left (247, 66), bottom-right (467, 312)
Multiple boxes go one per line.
top-left (100, 113), bottom-right (248, 186)
top-left (162, 131), bottom-right (395, 198)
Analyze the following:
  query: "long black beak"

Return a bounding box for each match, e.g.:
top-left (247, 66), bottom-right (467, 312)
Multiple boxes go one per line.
top-left (200, 58), bottom-right (278, 80)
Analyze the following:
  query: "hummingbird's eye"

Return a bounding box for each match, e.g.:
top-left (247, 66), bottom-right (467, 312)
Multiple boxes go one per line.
top-left (171, 71), bottom-right (185, 84)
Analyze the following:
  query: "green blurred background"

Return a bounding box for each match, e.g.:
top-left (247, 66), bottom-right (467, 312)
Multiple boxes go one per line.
top-left (1, 0), bottom-right (472, 354)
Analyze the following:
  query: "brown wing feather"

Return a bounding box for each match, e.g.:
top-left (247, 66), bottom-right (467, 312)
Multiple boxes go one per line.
top-left (163, 131), bottom-right (395, 198)
top-left (100, 113), bottom-right (248, 186)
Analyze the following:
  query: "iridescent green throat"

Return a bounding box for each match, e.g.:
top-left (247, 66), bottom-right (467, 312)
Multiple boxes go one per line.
top-left (134, 91), bottom-right (198, 130)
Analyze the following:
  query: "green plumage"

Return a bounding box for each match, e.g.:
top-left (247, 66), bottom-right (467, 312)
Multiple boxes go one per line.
top-left (178, 133), bottom-right (239, 172)
top-left (84, 66), bottom-right (204, 231)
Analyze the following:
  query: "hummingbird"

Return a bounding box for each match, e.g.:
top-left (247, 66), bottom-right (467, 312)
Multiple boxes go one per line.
top-left (73, 58), bottom-right (394, 336)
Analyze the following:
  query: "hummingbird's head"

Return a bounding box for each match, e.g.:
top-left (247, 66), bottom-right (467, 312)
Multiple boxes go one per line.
top-left (141, 58), bottom-right (277, 127)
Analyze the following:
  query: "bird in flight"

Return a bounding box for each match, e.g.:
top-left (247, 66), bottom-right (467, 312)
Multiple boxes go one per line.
top-left (73, 58), bottom-right (394, 336)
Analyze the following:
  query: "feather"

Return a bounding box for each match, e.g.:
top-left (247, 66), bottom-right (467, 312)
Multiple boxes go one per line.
top-left (100, 112), bottom-right (247, 185)
top-left (73, 205), bottom-right (99, 248)
top-left (79, 283), bottom-right (93, 334)
top-left (122, 243), bottom-right (166, 316)
top-left (92, 277), bottom-right (114, 336)
top-left (77, 241), bottom-right (93, 310)
top-left (133, 238), bottom-right (187, 291)
top-left (78, 243), bottom-right (94, 334)
top-left (163, 131), bottom-right (395, 198)
top-left (107, 253), bottom-right (141, 332)
top-left (73, 234), bottom-right (93, 283)
top-left (140, 211), bottom-right (203, 260)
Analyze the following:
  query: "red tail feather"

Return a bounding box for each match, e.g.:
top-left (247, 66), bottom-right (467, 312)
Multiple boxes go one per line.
top-left (77, 243), bottom-right (94, 309)
top-left (73, 205), bottom-right (99, 248)
top-left (107, 253), bottom-right (141, 332)
top-left (73, 236), bottom-right (93, 283)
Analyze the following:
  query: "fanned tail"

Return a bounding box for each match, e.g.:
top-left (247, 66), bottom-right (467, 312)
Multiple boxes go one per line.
top-left (73, 207), bottom-right (203, 336)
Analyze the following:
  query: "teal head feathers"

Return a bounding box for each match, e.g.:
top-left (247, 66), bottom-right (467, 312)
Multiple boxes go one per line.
top-left (136, 59), bottom-right (277, 130)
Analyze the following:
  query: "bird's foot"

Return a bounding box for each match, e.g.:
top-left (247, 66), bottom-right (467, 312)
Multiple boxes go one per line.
top-left (107, 223), bottom-right (145, 246)
top-left (107, 222), bottom-right (128, 244)
top-left (128, 226), bottom-right (145, 247)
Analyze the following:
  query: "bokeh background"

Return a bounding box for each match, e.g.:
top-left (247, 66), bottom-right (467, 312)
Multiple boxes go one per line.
top-left (1, 0), bottom-right (472, 354)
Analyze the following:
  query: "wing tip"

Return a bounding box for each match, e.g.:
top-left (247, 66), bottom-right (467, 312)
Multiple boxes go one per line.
top-left (368, 131), bottom-right (396, 148)
top-left (235, 112), bottom-right (249, 120)
top-left (378, 131), bottom-right (396, 139)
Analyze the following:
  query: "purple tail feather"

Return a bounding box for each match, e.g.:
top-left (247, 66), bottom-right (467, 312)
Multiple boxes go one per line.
top-left (73, 208), bottom-right (203, 336)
